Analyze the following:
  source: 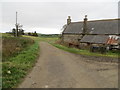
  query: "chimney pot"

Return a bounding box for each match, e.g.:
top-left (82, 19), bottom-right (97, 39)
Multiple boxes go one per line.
top-left (83, 15), bottom-right (88, 35)
top-left (67, 16), bottom-right (71, 25)
top-left (68, 16), bottom-right (71, 19)
top-left (84, 15), bottom-right (88, 21)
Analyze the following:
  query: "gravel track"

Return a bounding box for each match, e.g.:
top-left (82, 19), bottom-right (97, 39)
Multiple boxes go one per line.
top-left (19, 42), bottom-right (118, 88)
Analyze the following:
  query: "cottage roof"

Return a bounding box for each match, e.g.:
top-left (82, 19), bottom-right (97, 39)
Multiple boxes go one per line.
top-left (88, 19), bottom-right (119, 35)
top-left (63, 19), bottom-right (120, 35)
top-left (80, 35), bottom-right (108, 44)
top-left (63, 22), bottom-right (83, 34)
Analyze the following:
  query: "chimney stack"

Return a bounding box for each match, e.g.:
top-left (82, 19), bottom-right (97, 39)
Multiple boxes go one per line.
top-left (83, 15), bottom-right (88, 35)
top-left (67, 16), bottom-right (71, 25)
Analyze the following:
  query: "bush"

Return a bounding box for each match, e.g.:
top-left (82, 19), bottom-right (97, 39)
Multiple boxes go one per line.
top-left (2, 36), bottom-right (34, 61)
top-left (2, 34), bottom-right (40, 88)
top-left (2, 41), bottom-right (39, 88)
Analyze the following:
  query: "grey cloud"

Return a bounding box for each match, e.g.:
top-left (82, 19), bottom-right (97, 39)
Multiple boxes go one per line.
top-left (1, 2), bottom-right (118, 33)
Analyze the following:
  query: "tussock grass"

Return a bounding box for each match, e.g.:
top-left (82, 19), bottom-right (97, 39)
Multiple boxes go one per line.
top-left (2, 34), bottom-right (39, 88)
top-left (2, 35), bottom-right (34, 61)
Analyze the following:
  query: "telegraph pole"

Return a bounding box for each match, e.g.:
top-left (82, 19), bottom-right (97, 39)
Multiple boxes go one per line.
top-left (15, 11), bottom-right (18, 37)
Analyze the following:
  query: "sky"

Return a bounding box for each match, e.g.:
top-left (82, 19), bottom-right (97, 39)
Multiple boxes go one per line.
top-left (0, 0), bottom-right (119, 34)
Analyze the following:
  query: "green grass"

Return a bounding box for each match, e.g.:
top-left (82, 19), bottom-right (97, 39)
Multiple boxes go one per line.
top-left (2, 33), bottom-right (13, 38)
top-left (2, 41), bottom-right (39, 88)
top-left (23, 35), bottom-right (58, 43)
top-left (2, 34), bottom-right (39, 88)
top-left (52, 43), bottom-right (119, 58)
top-left (2, 34), bottom-right (34, 62)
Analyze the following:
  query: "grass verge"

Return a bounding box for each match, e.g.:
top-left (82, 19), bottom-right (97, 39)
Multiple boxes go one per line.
top-left (2, 36), bottom-right (34, 62)
top-left (52, 43), bottom-right (119, 58)
top-left (23, 36), bottom-right (119, 58)
top-left (2, 40), bottom-right (39, 88)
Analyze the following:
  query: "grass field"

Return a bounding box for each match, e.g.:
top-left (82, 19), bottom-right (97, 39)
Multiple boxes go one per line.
top-left (2, 34), bottom-right (39, 88)
top-left (23, 35), bottom-right (58, 43)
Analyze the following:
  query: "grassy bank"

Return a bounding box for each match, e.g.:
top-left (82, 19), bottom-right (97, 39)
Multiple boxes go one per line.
top-left (2, 34), bottom-right (34, 61)
top-left (2, 34), bottom-right (39, 88)
top-left (52, 43), bottom-right (119, 58)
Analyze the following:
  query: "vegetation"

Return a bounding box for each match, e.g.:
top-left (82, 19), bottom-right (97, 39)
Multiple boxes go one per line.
top-left (27, 31), bottom-right (38, 37)
top-left (38, 34), bottom-right (59, 37)
top-left (2, 34), bottom-right (34, 61)
top-left (12, 28), bottom-right (25, 37)
top-left (2, 33), bottom-right (39, 88)
top-left (52, 43), bottom-right (119, 58)
top-left (24, 35), bottom-right (58, 43)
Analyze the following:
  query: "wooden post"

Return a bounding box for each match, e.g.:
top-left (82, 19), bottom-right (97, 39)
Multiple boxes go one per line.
top-left (15, 12), bottom-right (18, 37)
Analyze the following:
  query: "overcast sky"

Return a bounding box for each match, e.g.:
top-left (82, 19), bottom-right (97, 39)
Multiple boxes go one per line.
top-left (0, 0), bottom-right (119, 34)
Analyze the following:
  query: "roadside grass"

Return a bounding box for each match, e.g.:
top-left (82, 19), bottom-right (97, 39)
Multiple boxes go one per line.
top-left (2, 34), bottom-right (34, 62)
top-left (29, 36), bottom-right (119, 58)
top-left (2, 34), bottom-right (39, 88)
top-left (21, 36), bottom-right (119, 58)
top-left (51, 43), bottom-right (119, 58)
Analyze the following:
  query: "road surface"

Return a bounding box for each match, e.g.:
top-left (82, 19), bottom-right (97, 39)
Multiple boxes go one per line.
top-left (19, 42), bottom-right (118, 88)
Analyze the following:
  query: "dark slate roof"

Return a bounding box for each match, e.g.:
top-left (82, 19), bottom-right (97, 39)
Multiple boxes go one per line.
top-left (63, 22), bottom-right (83, 34)
top-left (88, 19), bottom-right (119, 34)
top-left (80, 35), bottom-right (109, 44)
top-left (63, 19), bottom-right (120, 35)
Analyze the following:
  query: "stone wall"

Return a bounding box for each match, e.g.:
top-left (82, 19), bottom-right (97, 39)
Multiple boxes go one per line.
top-left (79, 43), bottom-right (91, 49)
top-left (62, 34), bottom-right (83, 45)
